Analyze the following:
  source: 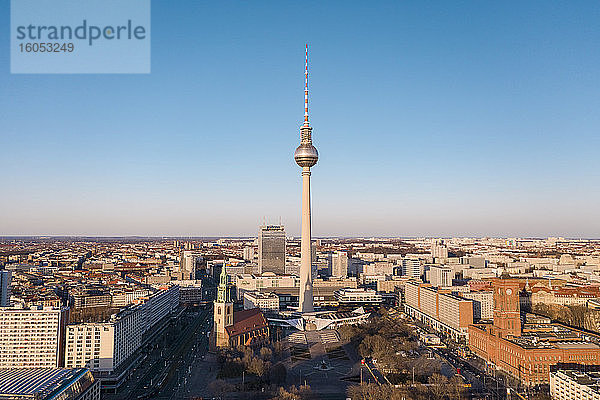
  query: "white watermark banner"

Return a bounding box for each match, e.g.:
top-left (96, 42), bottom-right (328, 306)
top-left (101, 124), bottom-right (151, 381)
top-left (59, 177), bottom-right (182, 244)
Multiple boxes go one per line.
top-left (11, 0), bottom-right (151, 73)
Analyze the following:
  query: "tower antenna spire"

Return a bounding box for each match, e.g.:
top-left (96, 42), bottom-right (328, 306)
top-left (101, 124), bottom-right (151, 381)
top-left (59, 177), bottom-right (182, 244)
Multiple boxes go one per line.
top-left (304, 44), bottom-right (309, 127)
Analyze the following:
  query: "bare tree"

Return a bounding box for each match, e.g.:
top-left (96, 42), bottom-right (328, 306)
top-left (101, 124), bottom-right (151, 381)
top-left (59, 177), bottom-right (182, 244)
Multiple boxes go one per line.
top-left (428, 373), bottom-right (448, 399)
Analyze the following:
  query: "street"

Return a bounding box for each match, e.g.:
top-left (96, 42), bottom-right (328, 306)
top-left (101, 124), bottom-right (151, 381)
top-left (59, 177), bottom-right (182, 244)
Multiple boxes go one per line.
top-left (105, 306), bottom-right (214, 400)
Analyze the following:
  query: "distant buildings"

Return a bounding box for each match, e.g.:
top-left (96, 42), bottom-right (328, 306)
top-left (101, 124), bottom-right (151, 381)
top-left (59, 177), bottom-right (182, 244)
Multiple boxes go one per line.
top-left (0, 368), bottom-right (100, 400)
top-left (258, 225), bottom-right (286, 274)
top-left (531, 286), bottom-right (600, 307)
top-left (402, 258), bottom-right (421, 279)
top-left (243, 246), bottom-right (255, 261)
top-left (431, 239), bottom-right (449, 261)
top-left (429, 266), bottom-right (453, 287)
top-left (331, 251), bottom-right (348, 278)
top-left (0, 306), bottom-right (69, 368)
top-left (179, 250), bottom-right (200, 280)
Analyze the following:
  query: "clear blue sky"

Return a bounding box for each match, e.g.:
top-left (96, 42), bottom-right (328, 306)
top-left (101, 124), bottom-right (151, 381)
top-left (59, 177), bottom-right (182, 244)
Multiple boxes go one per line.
top-left (1, 1), bottom-right (599, 237)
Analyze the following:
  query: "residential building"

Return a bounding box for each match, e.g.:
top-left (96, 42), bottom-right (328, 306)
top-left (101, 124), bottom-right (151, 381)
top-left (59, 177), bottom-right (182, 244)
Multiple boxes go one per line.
top-left (0, 306), bottom-right (69, 368)
top-left (431, 239), bottom-right (449, 261)
top-left (65, 285), bottom-right (178, 374)
top-left (461, 290), bottom-right (494, 320)
top-left (550, 370), bottom-right (600, 400)
top-left (404, 282), bottom-right (474, 341)
top-left (402, 258), bottom-right (421, 279)
top-left (243, 247), bottom-right (255, 261)
top-left (430, 266), bottom-right (453, 287)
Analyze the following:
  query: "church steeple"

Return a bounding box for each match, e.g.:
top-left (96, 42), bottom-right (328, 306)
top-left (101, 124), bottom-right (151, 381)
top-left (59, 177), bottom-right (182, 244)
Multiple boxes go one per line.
top-left (213, 264), bottom-right (233, 348)
top-left (216, 265), bottom-right (231, 303)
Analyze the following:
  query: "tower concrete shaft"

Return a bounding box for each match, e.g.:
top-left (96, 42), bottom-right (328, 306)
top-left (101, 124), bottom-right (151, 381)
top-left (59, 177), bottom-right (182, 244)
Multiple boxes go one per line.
top-left (299, 164), bottom-right (314, 312)
top-left (294, 45), bottom-right (318, 313)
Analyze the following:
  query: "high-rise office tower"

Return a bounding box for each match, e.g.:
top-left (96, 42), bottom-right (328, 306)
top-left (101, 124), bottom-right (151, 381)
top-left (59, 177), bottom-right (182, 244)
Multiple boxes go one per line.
top-left (431, 239), bottom-right (449, 260)
top-left (332, 251), bottom-right (348, 278)
top-left (0, 270), bottom-right (11, 307)
top-left (294, 45), bottom-right (318, 313)
top-left (180, 250), bottom-right (196, 280)
top-left (243, 246), bottom-right (255, 261)
top-left (402, 258), bottom-right (421, 279)
top-left (258, 225), bottom-right (286, 274)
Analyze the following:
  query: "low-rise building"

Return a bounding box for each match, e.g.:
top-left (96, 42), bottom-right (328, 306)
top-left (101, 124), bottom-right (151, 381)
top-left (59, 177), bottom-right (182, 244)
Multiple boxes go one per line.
top-left (550, 370), bottom-right (600, 400)
top-left (243, 291), bottom-right (279, 312)
top-left (0, 368), bottom-right (100, 400)
top-left (334, 288), bottom-right (383, 306)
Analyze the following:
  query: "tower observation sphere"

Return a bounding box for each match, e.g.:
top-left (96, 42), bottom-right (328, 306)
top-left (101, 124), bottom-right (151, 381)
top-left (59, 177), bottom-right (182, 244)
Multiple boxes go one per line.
top-left (294, 140), bottom-right (318, 167)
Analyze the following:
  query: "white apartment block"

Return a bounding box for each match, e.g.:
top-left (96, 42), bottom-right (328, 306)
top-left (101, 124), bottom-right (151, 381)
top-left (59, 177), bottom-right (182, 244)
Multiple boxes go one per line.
top-left (65, 285), bottom-right (178, 373)
top-left (402, 258), bottom-right (421, 279)
top-left (243, 247), bottom-right (255, 261)
top-left (243, 291), bottom-right (279, 312)
top-left (140, 285), bottom-right (179, 333)
top-left (331, 251), bottom-right (348, 278)
top-left (429, 266), bottom-right (453, 287)
top-left (404, 282), bottom-right (473, 341)
top-left (111, 289), bottom-right (149, 307)
top-left (0, 306), bottom-right (68, 368)
top-left (65, 323), bottom-right (116, 372)
top-left (550, 370), bottom-right (600, 400)
top-left (334, 288), bottom-right (383, 304)
top-left (461, 291), bottom-right (494, 320)
top-left (362, 262), bottom-right (395, 276)
top-left (235, 274), bottom-right (299, 298)
top-left (65, 303), bottom-right (143, 372)
top-left (431, 239), bottom-right (449, 260)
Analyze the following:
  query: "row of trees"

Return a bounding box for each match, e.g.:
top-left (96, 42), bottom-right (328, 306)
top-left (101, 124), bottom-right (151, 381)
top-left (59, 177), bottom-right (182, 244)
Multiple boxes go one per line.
top-left (339, 313), bottom-right (441, 384)
top-left (533, 303), bottom-right (593, 330)
top-left (217, 344), bottom-right (285, 381)
top-left (268, 385), bottom-right (312, 400)
top-left (347, 375), bottom-right (465, 400)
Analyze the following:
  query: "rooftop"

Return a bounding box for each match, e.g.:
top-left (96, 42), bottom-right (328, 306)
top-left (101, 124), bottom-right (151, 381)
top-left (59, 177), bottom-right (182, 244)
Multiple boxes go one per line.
top-left (0, 368), bottom-right (94, 400)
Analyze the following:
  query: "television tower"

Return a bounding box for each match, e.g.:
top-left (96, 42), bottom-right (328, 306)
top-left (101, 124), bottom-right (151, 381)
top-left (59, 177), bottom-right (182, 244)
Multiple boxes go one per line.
top-left (294, 44), bottom-right (318, 313)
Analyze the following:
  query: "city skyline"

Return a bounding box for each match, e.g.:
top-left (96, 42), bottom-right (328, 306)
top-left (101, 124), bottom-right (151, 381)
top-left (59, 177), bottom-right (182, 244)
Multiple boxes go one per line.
top-left (2, 2), bottom-right (600, 237)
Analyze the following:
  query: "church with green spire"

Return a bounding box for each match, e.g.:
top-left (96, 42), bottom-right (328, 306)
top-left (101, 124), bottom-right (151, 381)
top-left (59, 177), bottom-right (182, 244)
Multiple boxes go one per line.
top-left (212, 265), bottom-right (269, 348)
